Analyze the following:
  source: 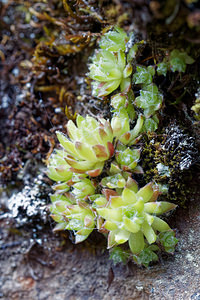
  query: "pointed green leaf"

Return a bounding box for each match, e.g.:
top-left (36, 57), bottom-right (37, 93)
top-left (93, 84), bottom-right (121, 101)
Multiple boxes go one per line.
top-left (114, 229), bottom-right (130, 244)
top-left (107, 231), bottom-right (117, 248)
top-left (66, 157), bottom-right (96, 171)
top-left (104, 220), bottom-right (118, 231)
top-left (67, 120), bottom-right (79, 140)
top-left (109, 196), bottom-right (123, 208)
top-left (136, 182), bottom-right (154, 203)
top-left (94, 196), bottom-right (107, 207)
top-left (92, 144), bottom-right (108, 160)
top-left (141, 222), bottom-right (157, 244)
top-left (75, 234), bottom-right (88, 244)
top-left (129, 231), bottom-right (145, 254)
top-left (123, 217), bottom-right (140, 233)
top-left (132, 199), bottom-right (144, 213)
top-left (122, 188), bottom-right (137, 205)
top-left (125, 177), bottom-right (138, 193)
top-left (144, 202), bottom-right (177, 215)
top-left (75, 141), bottom-right (97, 161)
top-left (123, 63), bottom-right (132, 78)
top-left (76, 114), bottom-right (85, 128)
top-left (152, 216), bottom-right (170, 232)
top-left (97, 207), bottom-right (123, 222)
top-left (120, 77), bottom-right (131, 93)
top-left (56, 131), bottom-right (78, 157)
top-left (53, 223), bottom-right (66, 231)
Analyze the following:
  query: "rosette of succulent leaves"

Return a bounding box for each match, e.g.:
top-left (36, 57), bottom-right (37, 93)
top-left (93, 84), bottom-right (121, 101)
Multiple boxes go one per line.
top-left (47, 27), bottom-right (194, 266)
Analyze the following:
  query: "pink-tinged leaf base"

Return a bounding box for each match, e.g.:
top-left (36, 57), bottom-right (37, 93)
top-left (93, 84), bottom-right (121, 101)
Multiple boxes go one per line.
top-left (93, 144), bottom-right (108, 159)
top-left (102, 189), bottom-right (118, 201)
top-left (87, 168), bottom-right (102, 177)
top-left (120, 132), bottom-right (131, 144)
top-left (107, 142), bottom-right (115, 157)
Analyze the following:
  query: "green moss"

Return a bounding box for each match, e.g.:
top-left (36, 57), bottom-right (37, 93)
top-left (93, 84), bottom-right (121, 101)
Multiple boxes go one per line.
top-left (141, 125), bottom-right (197, 205)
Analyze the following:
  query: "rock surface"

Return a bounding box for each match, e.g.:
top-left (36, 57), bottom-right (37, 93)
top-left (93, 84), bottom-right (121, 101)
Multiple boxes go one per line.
top-left (0, 194), bottom-right (199, 300)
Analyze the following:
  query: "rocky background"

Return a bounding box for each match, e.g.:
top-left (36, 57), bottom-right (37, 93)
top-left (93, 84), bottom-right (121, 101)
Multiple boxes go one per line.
top-left (0, 1), bottom-right (200, 299)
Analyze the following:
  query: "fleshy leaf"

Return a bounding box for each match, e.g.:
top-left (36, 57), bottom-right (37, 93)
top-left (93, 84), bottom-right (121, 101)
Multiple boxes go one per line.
top-left (136, 182), bottom-right (154, 203)
top-left (152, 216), bottom-right (170, 232)
top-left (144, 202), bottom-right (177, 215)
top-left (141, 222), bottom-right (157, 244)
top-left (101, 174), bottom-right (126, 189)
top-left (129, 231), bottom-right (145, 254)
top-left (114, 229), bottom-right (130, 244)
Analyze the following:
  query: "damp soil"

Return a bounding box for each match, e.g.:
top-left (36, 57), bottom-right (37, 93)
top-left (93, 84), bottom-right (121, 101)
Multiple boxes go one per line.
top-left (0, 1), bottom-right (200, 299)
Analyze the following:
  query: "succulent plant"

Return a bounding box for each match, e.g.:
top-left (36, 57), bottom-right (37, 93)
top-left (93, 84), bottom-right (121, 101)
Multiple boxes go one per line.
top-left (157, 49), bottom-right (194, 76)
top-left (169, 49), bottom-right (194, 73)
top-left (99, 26), bottom-right (129, 52)
top-left (133, 65), bottom-right (155, 85)
top-left (133, 245), bottom-right (159, 267)
top-left (158, 230), bottom-right (178, 253)
top-left (72, 178), bottom-right (96, 199)
top-left (46, 26), bottom-right (195, 267)
top-left (135, 84), bottom-right (163, 117)
top-left (109, 246), bottom-right (129, 265)
top-left (111, 93), bottom-right (127, 110)
top-left (142, 115), bottom-right (159, 132)
top-left (50, 193), bottom-right (95, 243)
top-left (115, 145), bottom-right (141, 172)
top-left (47, 150), bottom-right (73, 182)
top-left (88, 27), bottom-right (134, 97)
top-left (101, 173), bottom-right (126, 189)
top-left (111, 109), bottom-right (144, 145)
top-left (95, 182), bottom-right (176, 254)
top-left (56, 115), bottom-right (114, 177)
top-left (157, 62), bottom-right (168, 76)
top-left (89, 49), bottom-right (132, 97)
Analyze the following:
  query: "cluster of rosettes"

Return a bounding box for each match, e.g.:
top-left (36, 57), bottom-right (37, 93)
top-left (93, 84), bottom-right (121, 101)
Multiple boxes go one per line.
top-left (46, 27), bottom-right (193, 266)
top-left (47, 114), bottom-right (177, 264)
top-left (88, 27), bottom-right (194, 136)
top-left (88, 27), bottom-right (163, 133)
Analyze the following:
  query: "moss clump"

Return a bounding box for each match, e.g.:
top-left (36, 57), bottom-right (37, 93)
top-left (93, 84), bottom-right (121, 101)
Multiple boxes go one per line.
top-left (141, 124), bottom-right (198, 205)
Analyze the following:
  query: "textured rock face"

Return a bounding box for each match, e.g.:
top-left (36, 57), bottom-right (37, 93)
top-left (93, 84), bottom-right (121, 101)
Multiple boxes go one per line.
top-left (0, 193), bottom-right (200, 300)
